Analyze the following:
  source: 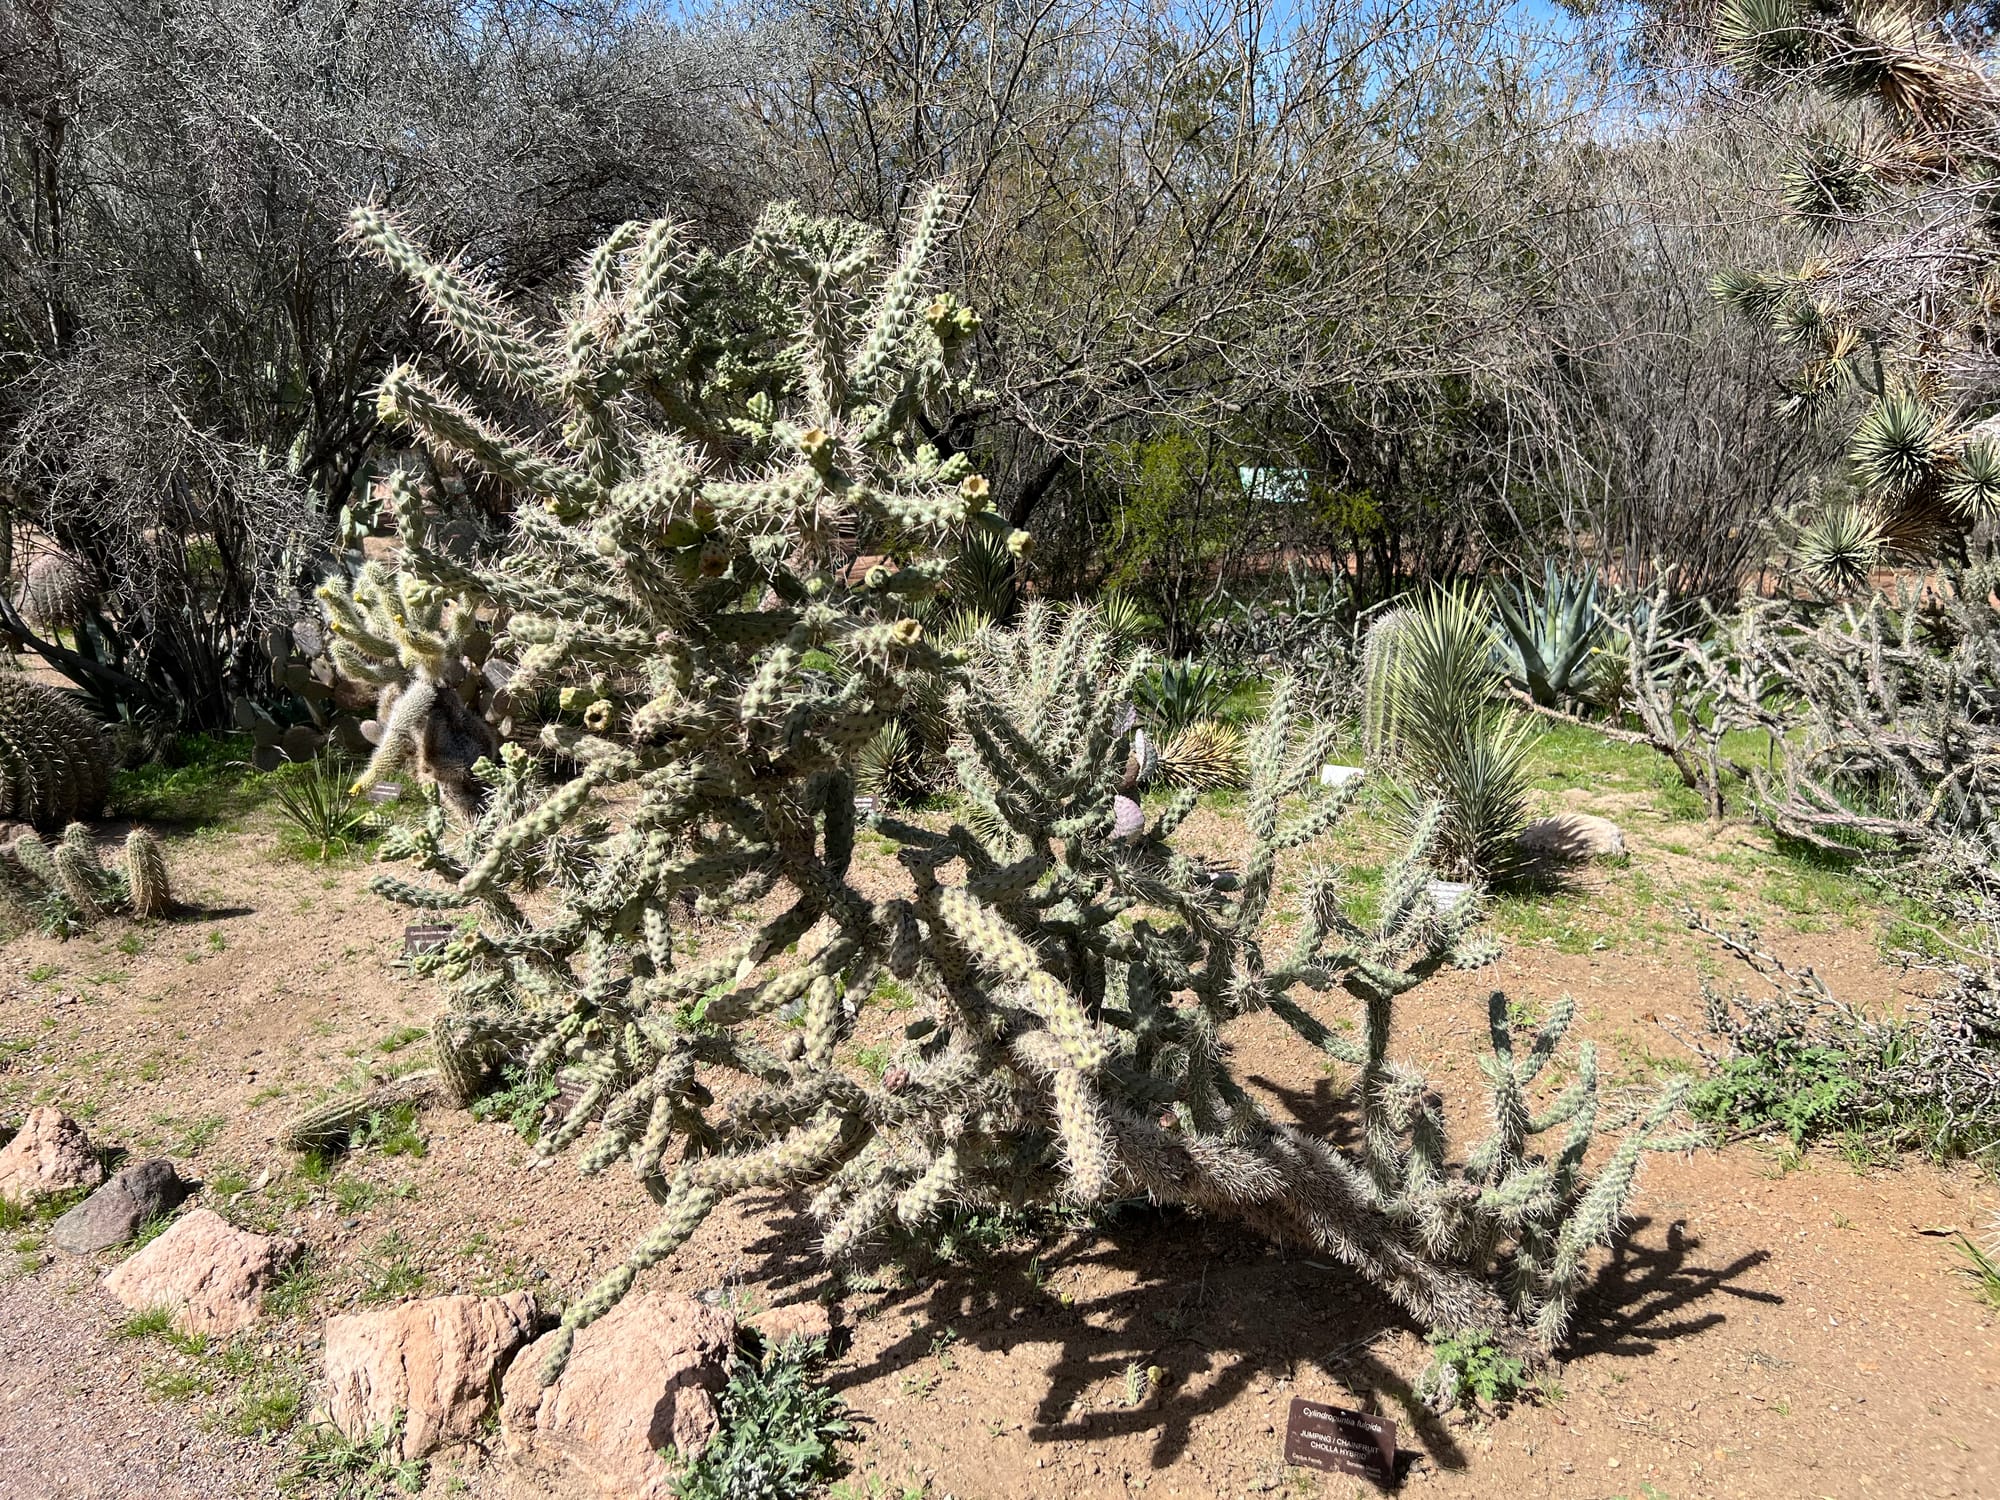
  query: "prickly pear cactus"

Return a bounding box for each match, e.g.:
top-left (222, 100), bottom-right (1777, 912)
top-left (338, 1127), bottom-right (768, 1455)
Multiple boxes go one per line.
top-left (0, 678), bottom-right (110, 827)
top-left (329, 193), bottom-right (1687, 1381)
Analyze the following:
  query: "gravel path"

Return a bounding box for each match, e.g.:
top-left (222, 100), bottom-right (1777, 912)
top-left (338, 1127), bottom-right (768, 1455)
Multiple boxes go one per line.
top-left (0, 1274), bottom-right (283, 1500)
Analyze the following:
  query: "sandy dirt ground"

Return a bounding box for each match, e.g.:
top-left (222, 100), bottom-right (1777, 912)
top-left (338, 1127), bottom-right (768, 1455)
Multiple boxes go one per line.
top-left (3, 785), bottom-right (1998, 1500)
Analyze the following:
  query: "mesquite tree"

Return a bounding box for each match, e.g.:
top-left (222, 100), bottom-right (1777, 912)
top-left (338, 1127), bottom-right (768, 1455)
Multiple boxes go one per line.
top-left (320, 193), bottom-right (1689, 1378)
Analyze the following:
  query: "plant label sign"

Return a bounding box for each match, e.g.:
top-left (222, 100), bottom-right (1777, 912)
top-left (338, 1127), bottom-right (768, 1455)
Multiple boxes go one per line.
top-left (404, 923), bottom-right (454, 956)
top-left (1283, 1398), bottom-right (1397, 1484)
top-left (853, 794), bottom-right (882, 816)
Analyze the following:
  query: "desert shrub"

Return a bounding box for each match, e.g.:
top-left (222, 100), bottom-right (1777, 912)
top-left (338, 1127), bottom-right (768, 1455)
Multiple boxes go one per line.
top-left (1685, 913), bottom-right (2000, 1161)
top-left (316, 194), bottom-right (1691, 1383)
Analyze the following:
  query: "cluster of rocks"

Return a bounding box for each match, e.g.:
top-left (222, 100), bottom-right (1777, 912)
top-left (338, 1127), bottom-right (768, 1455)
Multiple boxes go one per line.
top-left (5, 1105), bottom-right (833, 1498)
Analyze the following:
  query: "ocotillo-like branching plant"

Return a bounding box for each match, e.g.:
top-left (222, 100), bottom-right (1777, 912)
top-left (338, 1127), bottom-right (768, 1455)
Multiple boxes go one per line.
top-left (324, 194), bottom-right (1687, 1379)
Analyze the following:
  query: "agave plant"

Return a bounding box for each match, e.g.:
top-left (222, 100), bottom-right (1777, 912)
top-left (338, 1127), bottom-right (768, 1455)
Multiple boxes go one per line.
top-left (1492, 561), bottom-right (1605, 708)
top-left (1364, 588), bottom-right (1532, 879)
top-left (1137, 658), bottom-right (1236, 737)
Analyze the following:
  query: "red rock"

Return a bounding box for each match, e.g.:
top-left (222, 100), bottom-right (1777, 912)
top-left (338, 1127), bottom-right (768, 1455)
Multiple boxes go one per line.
top-left (101, 1208), bottom-right (299, 1337)
top-left (325, 1292), bottom-right (538, 1458)
top-left (0, 1108), bottom-right (104, 1205)
top-left (501, 1293), bottom-right (736, 1499)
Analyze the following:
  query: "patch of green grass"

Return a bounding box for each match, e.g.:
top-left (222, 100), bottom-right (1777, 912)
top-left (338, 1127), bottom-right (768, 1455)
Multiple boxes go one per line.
top-left (170, 1113), bottom-right (227, 1155)
top-left (145, 1366), bottom-right (211, 1402)
top-left (225, 1360), bottom-right (305, 1438)
top-left (335, 1177), bottom-right (379, 1215)
top-left (119, 1305), bottom-right (177, 1339)
top-left (356, 1232), bottom-right (428, 1305)
top-left (264, 1257), bottom-right (322, 1320)
top-left (26, 963), bottom-right (59, 984)
top-left (130, 1211), bottom-right (177, 1251)
top-left (288, 1417), bottom-right (426, 1496)
top-left (115, 931), bottom-right (147, 957)
top-left (675, 1336), bottom-right (853, 1500)
top-left (111, 733), bottom-right (267, 826)
top-left (374, 1025), bottom-right (427, 1055)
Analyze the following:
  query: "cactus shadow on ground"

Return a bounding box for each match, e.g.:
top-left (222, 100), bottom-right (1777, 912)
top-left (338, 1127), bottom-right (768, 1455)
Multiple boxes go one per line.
top-left (724, 1188), bottom-right (1771, 1478)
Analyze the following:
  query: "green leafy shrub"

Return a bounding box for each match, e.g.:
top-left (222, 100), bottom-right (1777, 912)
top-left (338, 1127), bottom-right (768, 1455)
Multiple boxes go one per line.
top-left (674, 1336), bottom-right (852, 1500)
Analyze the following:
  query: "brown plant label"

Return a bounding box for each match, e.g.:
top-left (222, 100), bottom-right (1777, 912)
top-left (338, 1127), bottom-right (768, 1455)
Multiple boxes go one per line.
top-left (404, 923), bottom-right (454, 956)
top-left (1283, 1397), bottom-right (1397, 1483)
top-left (853, 794), bottom-right (882, 816)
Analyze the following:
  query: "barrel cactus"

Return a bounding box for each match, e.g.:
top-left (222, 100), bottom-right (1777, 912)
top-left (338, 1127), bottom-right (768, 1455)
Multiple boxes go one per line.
top-left (0, 677), bottom-right (111, 827)
top-left (18, 552), bottom-right (97, 630)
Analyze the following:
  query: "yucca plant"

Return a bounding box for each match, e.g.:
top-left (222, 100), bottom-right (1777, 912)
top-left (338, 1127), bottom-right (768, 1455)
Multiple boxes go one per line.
top-left (272, 755), bottom-right (380, 860)
top-left (1364, 588), bottom-right (1532, 879)
top-left (1715, 0), bottom-right (2000, 561)
top-left (1790, 500), bottom-right (1881, 594)
top-left (1492, 561), bottom-right (1605, 708)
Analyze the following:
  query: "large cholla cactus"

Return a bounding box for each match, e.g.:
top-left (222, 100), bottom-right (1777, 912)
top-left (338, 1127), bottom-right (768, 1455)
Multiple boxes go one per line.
top-left (330, 196), bottom-right (1683, 1378)
top-left (1708, 561), bottom-right (2000, 881)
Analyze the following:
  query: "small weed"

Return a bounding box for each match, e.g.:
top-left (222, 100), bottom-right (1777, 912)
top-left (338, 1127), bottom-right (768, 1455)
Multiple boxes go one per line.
top-left (374, 1026), bottom-right (426, 1055)
top-left (116, 931), bottom-right (147, 957)
top-left (1417, 1329), bottom-right (1528, 1412)
top-left (290, 1415), bottom-right (427, 1495)
top-left (131, 1212), bottom-right (177, 1251)
top-left (335, 1177), bottom-right (379, 1214)
top-left (206, 930), bottom-right (228, 954)
top-left (355, 1104), bottom-right (426, 1159)
top-left (227, 1364), bottom-right (305, 1438)
top-left (265, 1257), bottom-right (322, 1319)
top-left (173, 1113), bottom-right (227, 1155)
top-left (468, 1067), bottom-right (557, 1142)
top-left (26, 963), bottom-right (59, 983)
top-left (357, 1233), bottom-right (428, 1305)
top-left (120, 1305), bottom-right (176, 1339)
top-left (207, 1165), bottom-right (252, 1200)
top-left (146, 1366), bottom-right (210, 1402)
